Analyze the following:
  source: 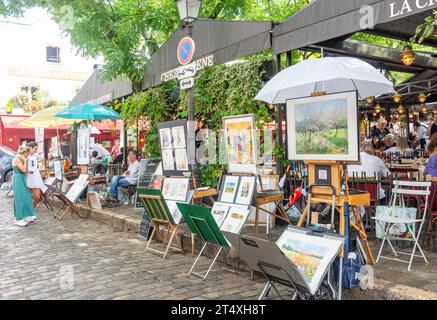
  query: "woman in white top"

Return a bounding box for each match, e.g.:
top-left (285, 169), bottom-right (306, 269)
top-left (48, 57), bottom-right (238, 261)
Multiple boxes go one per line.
top-left (26, 141), bottom-right (45, 207)
top-left (385, 136), bottom-right (414, 156)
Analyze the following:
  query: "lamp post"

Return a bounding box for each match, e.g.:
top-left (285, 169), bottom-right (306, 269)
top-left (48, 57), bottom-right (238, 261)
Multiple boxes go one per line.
top-left (175, 0), bottom-right (202, 123)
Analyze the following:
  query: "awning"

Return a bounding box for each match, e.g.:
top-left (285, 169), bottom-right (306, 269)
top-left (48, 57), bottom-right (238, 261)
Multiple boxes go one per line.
top-left (70, 68), bottom-right (132, 106)
top-left (273, 0), bottom-right (437, 55)
top-left (142, 19), bottom-right (272, 90)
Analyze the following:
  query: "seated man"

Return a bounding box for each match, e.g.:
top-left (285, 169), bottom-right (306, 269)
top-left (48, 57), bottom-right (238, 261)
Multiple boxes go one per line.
top-left (88, 151), bottom-right (102, 175)
top-left (348, 139), bottom-right (391, 200)
top-left (108, 150), bottom-right (140, 202)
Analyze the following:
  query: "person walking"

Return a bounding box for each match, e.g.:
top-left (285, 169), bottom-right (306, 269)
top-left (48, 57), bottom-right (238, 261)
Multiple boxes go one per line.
top-left (12, 146), bottom-right (37, 227)
top-left (27, 142), bottom-right (45, 207)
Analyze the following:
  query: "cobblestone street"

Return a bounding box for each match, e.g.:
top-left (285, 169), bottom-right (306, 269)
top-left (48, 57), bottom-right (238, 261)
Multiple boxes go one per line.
top-left (0, 191), bottom-right (267, 300)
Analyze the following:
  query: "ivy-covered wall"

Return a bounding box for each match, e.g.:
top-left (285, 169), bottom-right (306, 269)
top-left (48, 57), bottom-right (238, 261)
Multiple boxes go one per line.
top-left (113, 56), bottom-right (273, 187)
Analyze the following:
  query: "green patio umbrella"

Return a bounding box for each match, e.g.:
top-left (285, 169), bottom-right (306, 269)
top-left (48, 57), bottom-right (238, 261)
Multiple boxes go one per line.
top-left (55, 103), bottom-right (120, 120)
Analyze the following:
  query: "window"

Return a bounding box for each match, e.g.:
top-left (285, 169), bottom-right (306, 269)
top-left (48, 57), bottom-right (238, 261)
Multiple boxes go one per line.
top-left (21, 85), bottom-right (39, 100)
top-left (46, 46), bottom-right (60, 63)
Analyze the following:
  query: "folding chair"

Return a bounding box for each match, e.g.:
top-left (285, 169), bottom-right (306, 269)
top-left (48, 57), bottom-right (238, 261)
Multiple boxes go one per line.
top-left (139, 189), bottom-right (184, 260)
top-left (36, 177), bottom-right (58, 212)
top-left (53, 174), bottom-right (89, 221)
top-left (372, 180), bottom-right (431, 271)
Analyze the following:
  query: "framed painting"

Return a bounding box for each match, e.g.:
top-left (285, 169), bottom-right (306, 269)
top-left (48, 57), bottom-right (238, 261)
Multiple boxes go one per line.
top-left (223, 114), bottom-right (258, 175)
top-left (286, 91), bottom-right (359, 162)
top-left (161, 177), bottom-right (190, 202)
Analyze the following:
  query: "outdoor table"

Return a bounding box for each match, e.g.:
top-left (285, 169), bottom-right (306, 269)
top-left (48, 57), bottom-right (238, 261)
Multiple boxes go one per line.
top-left (253, 191), bottom-right (289, 237)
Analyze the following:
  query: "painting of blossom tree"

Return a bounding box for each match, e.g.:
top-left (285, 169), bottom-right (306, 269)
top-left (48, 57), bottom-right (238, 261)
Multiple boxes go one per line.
top-left (295, 99), bottom-right (348, 155)
top-left (287, 91), bottom-right (359, 161)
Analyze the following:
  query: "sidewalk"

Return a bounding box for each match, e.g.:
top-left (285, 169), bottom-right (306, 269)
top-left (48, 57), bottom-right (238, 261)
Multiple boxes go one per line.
top-left (72, 201), bottom-right (437, 300)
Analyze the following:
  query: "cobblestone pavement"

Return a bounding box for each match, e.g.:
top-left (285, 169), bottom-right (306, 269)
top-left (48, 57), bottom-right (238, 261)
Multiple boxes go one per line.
top-left (0, 191), bottom-right (271, 300)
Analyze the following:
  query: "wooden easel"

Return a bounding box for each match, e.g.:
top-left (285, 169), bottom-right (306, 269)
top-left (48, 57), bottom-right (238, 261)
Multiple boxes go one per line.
top-left (296, 161), bottom-right (374, 265)
top-left (139, 192), bottom-right (185, 260)
top-left (253, 174), bottom-right (290, 237)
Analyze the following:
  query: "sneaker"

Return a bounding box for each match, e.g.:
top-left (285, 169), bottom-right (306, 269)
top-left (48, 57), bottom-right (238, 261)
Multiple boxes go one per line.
top-left (15, 219), bottom-right (28, 227)
top-left (24, 216), bottom-right (37, 223)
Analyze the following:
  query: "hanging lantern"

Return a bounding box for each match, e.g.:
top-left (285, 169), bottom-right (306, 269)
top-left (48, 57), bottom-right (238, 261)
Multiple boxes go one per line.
top-left (398, 105), bottom-right (405, 114)
top-left (400, 45), bottom-right (416, 66)
top-left (375, 103), bottom-right (382, 114)
top-left (419, 93), bottom-right (427, 103)
top-left (422, 104), bottom-right (427, 113)
top-left (393, 93), bottom-right (402, 103)
top-left (268, 103), bottom-right (275, 110)
top-left (367, 96), bottom-right (374, 104)
top-left (372, 112), bottom-right (377, 117)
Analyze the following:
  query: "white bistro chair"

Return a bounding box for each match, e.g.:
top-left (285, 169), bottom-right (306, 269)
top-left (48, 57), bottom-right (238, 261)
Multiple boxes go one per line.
top-left (372, 180), bottom-right (431, 271)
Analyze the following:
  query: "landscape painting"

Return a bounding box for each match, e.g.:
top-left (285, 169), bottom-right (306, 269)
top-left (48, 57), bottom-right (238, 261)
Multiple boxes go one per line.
top-left (287, 91), bottom-right (359, 161)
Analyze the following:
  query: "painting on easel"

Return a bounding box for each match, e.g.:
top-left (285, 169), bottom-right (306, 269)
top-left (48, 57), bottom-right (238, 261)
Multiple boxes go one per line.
top-left (286, 91), bottom-right (359, 161)
top-left (223, 114), bottom-right (258, 175)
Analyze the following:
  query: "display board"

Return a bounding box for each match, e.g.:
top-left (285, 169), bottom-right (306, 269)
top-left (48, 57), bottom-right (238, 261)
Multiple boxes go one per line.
top-left (286, 91), bottom-right (359, 162)
top-left (138, 209), bottom-right (152, 240)
top-left (135, 159), bottom-right (159, 208)
top-left (223, 114), bottom-right (258, 175)
top-left (51, 137), bottom-right (61, 158)
top-left (54, 160), bottom-right (63, 180)
top-left (35, 128), bottom-right (45, 161)
top-left (157, 120), bottom-right (190, 177)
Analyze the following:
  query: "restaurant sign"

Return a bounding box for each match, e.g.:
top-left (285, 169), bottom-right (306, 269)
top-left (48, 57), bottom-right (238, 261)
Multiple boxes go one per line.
top-left (388, 0), bottom-right (437, 19)
top-left (160, 55), bottom-right (214, 82)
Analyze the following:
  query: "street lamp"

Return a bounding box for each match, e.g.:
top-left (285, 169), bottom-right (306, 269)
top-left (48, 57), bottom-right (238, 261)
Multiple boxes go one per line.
top-left (175, 0), bottom-right (202, 24)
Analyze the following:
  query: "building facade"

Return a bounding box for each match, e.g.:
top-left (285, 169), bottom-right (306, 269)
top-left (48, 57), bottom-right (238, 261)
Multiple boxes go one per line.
top-left (0, 8), bottom-right (102, 112)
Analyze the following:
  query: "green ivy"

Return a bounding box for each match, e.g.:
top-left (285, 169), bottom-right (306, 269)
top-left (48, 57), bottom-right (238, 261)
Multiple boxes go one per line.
top-left (119, 56), bottom-right (274, 184)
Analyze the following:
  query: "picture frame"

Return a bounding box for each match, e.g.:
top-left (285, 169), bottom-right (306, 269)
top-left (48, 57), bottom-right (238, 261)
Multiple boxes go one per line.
top-left (87, 191), bottom-right (102, 210)
top-left (149, 174), bottom-right (164, 190)
top-left (223, 114), bottom-right (258, 175)
top-left (286, 91), bottom-right (359, 162)
top-left (172, 126), bottom-right (186, 148)
top-left (158, 120), bottom-right (190, 177)
top-left (219, 175), bottom-right (240, 203)
top-left (235, 176), bottom-right (256, 206)
top-left (51, 136), bottom-right (61, 158)
top-left (161, 177), bottom-right (190, 202)
top-left (276, 227), bottom-right (344, 295)
top-left (77, 127), bottom-right (90, 165)
top-left (211, 202), bottom-right (231, 227)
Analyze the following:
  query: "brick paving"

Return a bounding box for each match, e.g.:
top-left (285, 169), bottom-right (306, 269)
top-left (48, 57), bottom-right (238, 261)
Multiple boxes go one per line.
top-left (0, 190), bottom-right (282, 300)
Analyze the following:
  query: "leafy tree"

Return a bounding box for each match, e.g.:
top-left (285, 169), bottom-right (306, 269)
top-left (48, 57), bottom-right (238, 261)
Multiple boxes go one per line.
top-left (412, 10), bottom-right (436, 44)
top-left (5, 100), bottom-right (14, 114)
top-left (10, 93), bottom-right (30, 110)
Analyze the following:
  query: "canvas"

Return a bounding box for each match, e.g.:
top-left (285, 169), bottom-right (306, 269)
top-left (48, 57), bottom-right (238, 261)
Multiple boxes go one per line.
top-left (51, 137), bottom-right (60, 158)
top-left (149, 174), bottom-right (164, 190)
top-left (54, 160), bottom-right (63, 181)
top-left (166, 200), bottom-right (183, 225)
top-left (223, 114), bottom-right (258, 174)
top-left (276, 229), bottom-right (343, 295)
top-left (162, 177), bottom-right (190, 202)
top-left (87, 191), bottom-right (102, 210)
top-left (287, 91), bottom-right (359, 161)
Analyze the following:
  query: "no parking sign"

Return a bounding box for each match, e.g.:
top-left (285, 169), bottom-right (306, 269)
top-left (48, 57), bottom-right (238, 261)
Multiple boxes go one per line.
top-left (177, 36), bottom-right (195, 65)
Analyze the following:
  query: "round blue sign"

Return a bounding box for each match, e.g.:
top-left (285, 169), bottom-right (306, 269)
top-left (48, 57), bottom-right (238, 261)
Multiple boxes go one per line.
top-left (177, 37), bottom-right (195, 65)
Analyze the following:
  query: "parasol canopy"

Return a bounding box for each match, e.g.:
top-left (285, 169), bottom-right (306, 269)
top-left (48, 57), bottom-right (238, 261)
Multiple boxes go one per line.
top-left (55, 103), bottom-right (120, 121)
top-left (18, 106), bottom-right (77, 128)
top-left (255, 57), bottom-right (395, 104)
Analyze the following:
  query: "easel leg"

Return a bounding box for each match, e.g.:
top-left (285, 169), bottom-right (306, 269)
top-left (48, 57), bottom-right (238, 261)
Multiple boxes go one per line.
top-left (189, 242), bottom-right (208, 275)
top-left (258, 282), bottom-right (272, 300)
top-left (254, 207), bottom-right (260, 237)
top-left (163, 226), bottom-right (178, 260)
top-left (352, 207), bottom-right (375, 265)
top-left (145, 224), bottom-right (158, 252)
top-left (297, 206), bottom-right (308, 227)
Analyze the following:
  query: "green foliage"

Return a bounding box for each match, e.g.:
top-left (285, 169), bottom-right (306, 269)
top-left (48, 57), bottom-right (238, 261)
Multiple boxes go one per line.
top-left (412, 10), bottom-right (437, 44)
top-left (5, 100), bottom-right (13, 113)
top-left (199, 164), bottom-right (223, 189)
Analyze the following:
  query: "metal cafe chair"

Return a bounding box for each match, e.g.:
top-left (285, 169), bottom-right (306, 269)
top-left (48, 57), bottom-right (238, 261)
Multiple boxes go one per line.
top-left (373, 180), bottom-right (431, 271)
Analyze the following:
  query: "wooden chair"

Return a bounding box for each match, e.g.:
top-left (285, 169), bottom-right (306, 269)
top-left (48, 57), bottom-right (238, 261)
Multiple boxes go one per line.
top-left (139, 189), bottom-right (185, 260)
top-left (36, 177), bottom-right (58, 212)
top-left (53, 174), bottom-right (89, 221)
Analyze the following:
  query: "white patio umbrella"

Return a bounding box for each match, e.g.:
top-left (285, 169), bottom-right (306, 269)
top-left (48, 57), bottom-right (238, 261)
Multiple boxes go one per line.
top-left (255, 57), bottom-right (395, 103)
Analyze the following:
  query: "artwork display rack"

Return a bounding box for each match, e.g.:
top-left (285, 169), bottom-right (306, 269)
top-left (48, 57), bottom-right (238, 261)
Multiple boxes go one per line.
top-left (177, 203), bottom-right (230, 280)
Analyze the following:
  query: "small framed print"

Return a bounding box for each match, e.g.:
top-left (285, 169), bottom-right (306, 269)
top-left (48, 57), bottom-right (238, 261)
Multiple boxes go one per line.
top-left (211, 202), bottom-right (231, 227)
top-left (219, 175), bottom-right (240, 203)
top-left (172, 126), bottom-right (186, 148)
top-left (162, 149), bottom-right (175, 171)
top-left (159, 128), bottom-right (172, 149)
top-left (175, 148), bottom-right (189, 171)
top-left (235, 176), bottom-right (256, 205)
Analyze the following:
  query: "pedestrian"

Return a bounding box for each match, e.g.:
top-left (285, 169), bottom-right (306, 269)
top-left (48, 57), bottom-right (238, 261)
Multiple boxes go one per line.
top-left (425, 133), bottom-right (437, 181)
top-left (111, 139), bottom-right (121, 156)
top-left (12, 146), bottom-right (36, 227)
top-left (26, 142), bottom-right (45, 207)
